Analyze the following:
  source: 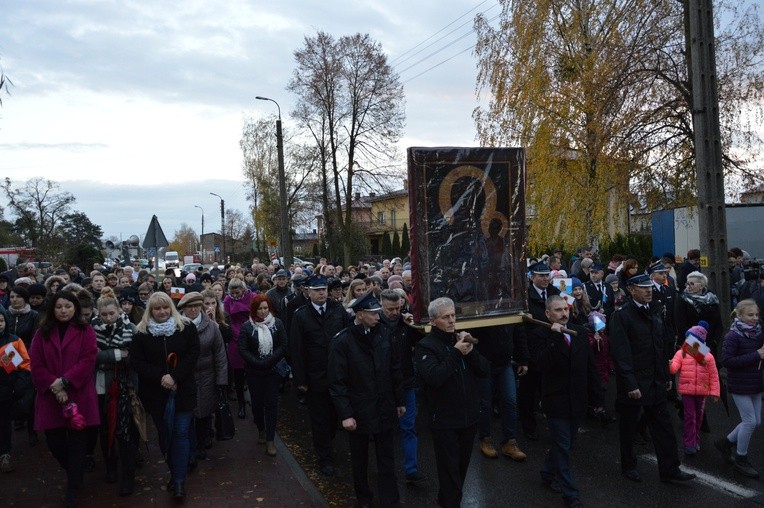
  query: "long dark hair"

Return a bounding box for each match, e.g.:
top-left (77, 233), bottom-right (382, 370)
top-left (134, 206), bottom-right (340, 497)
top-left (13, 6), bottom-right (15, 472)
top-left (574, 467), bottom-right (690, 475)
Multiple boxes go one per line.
top-left (38, 290), bottom-right (88, 339)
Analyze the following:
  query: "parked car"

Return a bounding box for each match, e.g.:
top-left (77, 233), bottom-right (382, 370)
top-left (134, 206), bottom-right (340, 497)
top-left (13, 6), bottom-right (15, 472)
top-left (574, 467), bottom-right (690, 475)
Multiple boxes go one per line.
top-left (278, 257), bottom-right (306, 267)
top-left (181, 263), bottom-right (203, 273)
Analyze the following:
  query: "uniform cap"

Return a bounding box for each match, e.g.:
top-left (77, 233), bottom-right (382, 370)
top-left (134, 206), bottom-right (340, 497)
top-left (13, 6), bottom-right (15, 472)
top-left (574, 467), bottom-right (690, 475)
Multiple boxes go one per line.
top-left (349, 292), bottom-right (382, 313)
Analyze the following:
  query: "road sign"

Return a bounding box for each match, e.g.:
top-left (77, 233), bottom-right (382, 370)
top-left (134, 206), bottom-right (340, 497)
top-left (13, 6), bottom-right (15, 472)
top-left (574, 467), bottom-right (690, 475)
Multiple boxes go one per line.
top-left (143, 215), bottom-right (169, 249)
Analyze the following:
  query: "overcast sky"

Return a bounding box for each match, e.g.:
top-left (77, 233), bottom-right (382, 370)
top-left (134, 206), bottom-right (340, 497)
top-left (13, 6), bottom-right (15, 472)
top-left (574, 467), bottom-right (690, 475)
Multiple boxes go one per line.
top-left (0, 0), bottom-right (499, 240)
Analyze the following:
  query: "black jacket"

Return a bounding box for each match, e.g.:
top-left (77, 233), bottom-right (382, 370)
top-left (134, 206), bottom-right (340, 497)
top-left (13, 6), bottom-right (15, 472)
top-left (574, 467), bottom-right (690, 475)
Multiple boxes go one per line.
top-left (473, 324), bottom-right (529, 368)
top-left (382, 315), bottom-right (424, 390)
top-left (585, 280), bottom-right (613, 312)
top-left (609, 301), bottom-right (669, 406)
top-left (527, 284), bottom-right (561, 323)
top-left (651, 283), bottom-right (678, 355)
top-left (290, 299), bottom-right (350, 392)
top-left (415, 327), bottom-right (490, 429)
top-left (535, 323), bottom-right (602, 420)
top-left (328, 323), bottom-right (404, 434)
top-left (674, 291), bottom-right (723, 357)
top-left (129, 323), bottom-right (200, 415)
top-left (8, 309), bottom-right (39, 348)
top-left (283, 291), bottom-right (308, 339)
top-left (239, 318), bottom-right (288, 376)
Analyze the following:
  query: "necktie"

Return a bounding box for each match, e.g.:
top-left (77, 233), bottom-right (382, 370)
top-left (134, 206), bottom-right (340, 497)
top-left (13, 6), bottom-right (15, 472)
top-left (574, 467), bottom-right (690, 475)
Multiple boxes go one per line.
top-left (319, 306), bottom-right (325, 317)
top-left (541, 290), bottom-right (546, 301)
top-left (563, 333), bottom-right (571, 347)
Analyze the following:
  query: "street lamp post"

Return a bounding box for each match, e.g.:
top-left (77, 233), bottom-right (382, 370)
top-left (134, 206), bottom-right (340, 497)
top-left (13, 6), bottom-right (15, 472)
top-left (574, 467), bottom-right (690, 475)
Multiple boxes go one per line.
top-left (255, 95), bottom-right (292, 268)
top-left (210, 193), bottom-right (225, 263)
top-left (194, 205), bottom-right (204, 262)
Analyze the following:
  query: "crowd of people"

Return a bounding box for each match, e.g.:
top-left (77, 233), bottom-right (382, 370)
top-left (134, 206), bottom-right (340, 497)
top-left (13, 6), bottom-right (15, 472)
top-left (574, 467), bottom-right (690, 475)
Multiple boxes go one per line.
top-left (0, 246), bottom-right (763, 508)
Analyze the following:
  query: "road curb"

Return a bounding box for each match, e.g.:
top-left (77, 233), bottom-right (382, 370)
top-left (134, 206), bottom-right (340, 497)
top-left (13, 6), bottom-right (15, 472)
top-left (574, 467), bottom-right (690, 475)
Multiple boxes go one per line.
top-left (275, 434), bottom-right (329, 508)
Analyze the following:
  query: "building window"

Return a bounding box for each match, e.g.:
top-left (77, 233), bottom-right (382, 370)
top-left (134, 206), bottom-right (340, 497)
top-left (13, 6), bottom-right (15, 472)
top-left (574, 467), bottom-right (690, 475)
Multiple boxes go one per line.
top-left (390, 209), bottom-right (396, 228)
top-left (377, 211), bottom-right (385, 224)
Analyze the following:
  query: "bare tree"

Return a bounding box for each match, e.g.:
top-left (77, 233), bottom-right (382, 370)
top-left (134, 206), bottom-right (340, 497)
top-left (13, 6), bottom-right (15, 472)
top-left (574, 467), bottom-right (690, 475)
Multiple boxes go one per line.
top-left (2, 177), bottom-right (76, 253)
top-left (289, 32), bottom-right (405, 264)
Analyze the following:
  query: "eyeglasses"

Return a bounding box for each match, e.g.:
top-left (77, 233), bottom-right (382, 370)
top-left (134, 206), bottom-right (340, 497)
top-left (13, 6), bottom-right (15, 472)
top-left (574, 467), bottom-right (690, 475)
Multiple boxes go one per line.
top-left (138, 292), bottom-right (149, 297)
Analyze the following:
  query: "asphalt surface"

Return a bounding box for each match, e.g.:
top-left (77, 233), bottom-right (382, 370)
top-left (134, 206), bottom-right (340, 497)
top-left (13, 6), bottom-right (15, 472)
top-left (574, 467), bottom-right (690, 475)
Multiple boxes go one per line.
top-left (1, 388), bottom-right (321, 508)
top-left (6, 375), bottom-right (764, 508)
top-left (278, 374), bottom-right (764, 507)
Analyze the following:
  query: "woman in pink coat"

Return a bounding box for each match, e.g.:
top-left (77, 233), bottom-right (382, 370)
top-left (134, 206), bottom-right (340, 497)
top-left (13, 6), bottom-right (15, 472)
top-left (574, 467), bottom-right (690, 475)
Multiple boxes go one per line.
top-left (669, 322), bottom-right (720, 456)
top-left (223, 278), bottom-right (255, 419)
top-left (30, 291), bottom-right (99, 508)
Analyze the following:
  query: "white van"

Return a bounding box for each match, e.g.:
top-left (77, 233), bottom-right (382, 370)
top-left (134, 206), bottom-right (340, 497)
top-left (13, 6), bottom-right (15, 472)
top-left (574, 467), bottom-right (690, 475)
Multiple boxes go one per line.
top-left (165, 251), bottom-right (180, 268)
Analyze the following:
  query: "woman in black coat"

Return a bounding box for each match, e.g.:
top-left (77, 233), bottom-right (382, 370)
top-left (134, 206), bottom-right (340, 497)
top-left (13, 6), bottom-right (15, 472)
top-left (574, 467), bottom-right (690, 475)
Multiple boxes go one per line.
top-left (238, 294), bottom-right (287, 457)
top-left (675, 271), bottom-right (723, 356)
top-left (130, 292), bottom-right (199, 499)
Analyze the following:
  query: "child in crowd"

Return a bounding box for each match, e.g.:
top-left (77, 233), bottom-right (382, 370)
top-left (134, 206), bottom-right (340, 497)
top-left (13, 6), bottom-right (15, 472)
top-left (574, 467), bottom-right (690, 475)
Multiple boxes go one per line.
top-left (670, 321), bottom-right (720, 455)
top-left (716, 299), bottom-right (764, 478)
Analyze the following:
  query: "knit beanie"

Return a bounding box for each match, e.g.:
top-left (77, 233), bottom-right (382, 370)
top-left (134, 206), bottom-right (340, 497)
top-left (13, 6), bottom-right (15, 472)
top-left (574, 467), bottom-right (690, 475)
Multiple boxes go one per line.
top-left (686, 320), bottom-right (709, 343)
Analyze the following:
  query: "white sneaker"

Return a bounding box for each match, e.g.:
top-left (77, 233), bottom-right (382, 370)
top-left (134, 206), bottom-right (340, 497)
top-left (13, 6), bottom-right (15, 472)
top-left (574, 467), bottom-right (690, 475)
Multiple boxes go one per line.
top-left (0, 454), bottom-right (13, 473)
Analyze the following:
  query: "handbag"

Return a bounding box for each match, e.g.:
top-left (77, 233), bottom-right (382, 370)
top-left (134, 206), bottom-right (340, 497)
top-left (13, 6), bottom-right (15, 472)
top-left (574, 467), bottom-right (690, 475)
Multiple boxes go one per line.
top-left (214, 388), bottom-right (236, 441)
top-left (272, 357), bottom-right (291, 379)
top-left (127, 384), bottom-right (148, 443)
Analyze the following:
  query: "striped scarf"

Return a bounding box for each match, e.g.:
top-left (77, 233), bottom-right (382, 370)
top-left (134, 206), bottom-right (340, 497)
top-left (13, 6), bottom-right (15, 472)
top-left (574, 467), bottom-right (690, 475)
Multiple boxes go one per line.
top-left (92, 312), bottom-right (133, 350)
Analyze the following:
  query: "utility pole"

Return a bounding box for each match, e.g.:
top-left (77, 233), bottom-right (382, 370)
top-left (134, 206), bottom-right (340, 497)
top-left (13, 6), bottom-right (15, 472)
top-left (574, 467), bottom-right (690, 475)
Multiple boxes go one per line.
top-left (210, 193), bottom-right (226, 263)
top-left (256, 96), bottom-right (293, 268)
top-left (195, 205), bottom-right (204, 262)
top-left (686, 0), bottom-right (730, 325)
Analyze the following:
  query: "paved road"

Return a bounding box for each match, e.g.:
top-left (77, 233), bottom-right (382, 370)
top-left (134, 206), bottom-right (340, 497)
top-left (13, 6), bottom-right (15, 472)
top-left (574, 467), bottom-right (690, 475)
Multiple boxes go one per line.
top-left (7, 376), bottom-right (764, 508)
top-left (279, 374), bottom-right (764, 507)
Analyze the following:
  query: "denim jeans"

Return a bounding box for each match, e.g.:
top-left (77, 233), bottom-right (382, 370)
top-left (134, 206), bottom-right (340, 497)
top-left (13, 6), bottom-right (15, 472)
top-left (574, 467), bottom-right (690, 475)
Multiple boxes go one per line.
top-left (152, 410), bottom-right (193, 482)
top-left (479, 364), bottom-right (518, 443)
top-left (398, 387), bottom-right (419, 475)
top-left (540, 417), bottom-right (580, 503)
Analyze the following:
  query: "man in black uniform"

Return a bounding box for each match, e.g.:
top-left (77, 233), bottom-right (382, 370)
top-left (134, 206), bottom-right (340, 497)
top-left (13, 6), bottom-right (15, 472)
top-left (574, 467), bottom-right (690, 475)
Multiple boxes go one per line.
top-left (520, 262), bottom-right (560, 440)
top-left (329, 292), bottom-right (405, 508)
top-left (609, 274), bottom-right (695, 484)
top-left (584, 263), bottom-right (611, 312)
top-left (379, 289), bottom-right (427, 485)
top-left (290, 274), bottom-right (350, 476)
top-left (648, 263), bottom-right (677, 354)
top-left (415, 297), bottom-right (489, 508)
top-left (536, 295), bottom-right (604, 508)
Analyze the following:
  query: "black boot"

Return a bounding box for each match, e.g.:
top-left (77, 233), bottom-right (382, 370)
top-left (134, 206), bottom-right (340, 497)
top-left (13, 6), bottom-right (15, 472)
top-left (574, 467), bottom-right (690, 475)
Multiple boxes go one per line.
top-left (166, 476), bottom-right (176, 493)
top-left (63, 487), bottom-right (77, 508)
top-left (105, 467), bottom-right (118, 484)
top-left (119, 477), bottom-right (134, 497)
top-left (173, 481), bottom-right (186, 499)
top-left (238, 403), bottom-right (246, 419)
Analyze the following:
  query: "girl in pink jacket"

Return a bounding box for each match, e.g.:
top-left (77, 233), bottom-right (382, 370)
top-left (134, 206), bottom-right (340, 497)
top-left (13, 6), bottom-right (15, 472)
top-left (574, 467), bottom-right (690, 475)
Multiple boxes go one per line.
top-left (670, 321), bottom-right (720, 455)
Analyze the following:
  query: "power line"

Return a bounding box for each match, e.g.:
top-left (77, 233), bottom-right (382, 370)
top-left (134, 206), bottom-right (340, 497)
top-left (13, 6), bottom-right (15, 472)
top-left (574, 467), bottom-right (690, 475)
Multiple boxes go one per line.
top-left (402, 45), bottom-right (476, 84)
top-left (399, 11), bottom-right (502, 83)
top-left (392, 1), bottom-right (500, 69)
top-left (390, 0), bottom-right (498, 65)
top-left (396, 28), bottom-right (477, 75)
